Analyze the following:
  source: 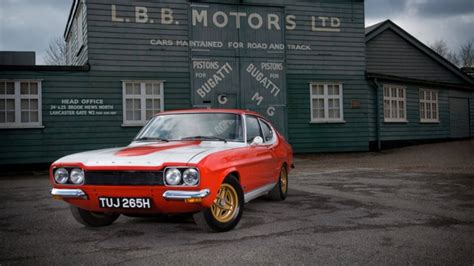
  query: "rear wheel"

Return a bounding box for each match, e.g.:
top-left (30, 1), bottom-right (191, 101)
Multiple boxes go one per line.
top-left (70, 206), bottom-right (120, 227)
top-left (268, 166), bottom-right (288, 201)
top-left (193, 176), bottom-right (244, 232)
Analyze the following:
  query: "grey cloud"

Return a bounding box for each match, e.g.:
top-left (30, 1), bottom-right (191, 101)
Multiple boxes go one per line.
top-left (413, 0), bottom-right (474, 17)
top-left (0, 0), bottom-right (73, 64)
top-left (365, 0), bottom-right (409, 19)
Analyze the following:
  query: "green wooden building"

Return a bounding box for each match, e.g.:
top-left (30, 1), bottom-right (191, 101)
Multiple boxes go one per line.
top-left (0, 0), bottom-right (472, 165)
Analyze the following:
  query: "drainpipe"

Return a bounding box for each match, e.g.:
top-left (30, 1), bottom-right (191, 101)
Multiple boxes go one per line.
top-left (372, 78), bottom-right (382, 151)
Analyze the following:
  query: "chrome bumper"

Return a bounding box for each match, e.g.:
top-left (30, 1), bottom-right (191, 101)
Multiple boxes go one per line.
top-left (162, 189), bottom-right (210, 201)
top-left (51, 188), bottom-right (88, 199)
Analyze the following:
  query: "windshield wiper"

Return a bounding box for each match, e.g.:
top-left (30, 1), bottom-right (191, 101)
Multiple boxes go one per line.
top-left (134, 137), bottom-right (169, 142)
top-left (181, 136), bottom-right (227, 143)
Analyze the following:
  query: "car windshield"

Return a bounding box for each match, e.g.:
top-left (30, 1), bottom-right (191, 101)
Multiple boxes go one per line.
top-left (135, 113), bottom-right (244, 142)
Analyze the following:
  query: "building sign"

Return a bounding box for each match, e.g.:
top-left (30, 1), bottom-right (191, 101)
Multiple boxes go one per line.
top-left (49, 99), bottom-right (117, 116)
top-left (111, 5), bottom-right (341, 32)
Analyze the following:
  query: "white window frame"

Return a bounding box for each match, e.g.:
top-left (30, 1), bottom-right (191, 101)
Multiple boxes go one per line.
top-left (309, 82), bottom-right (344, 123)
top-left (419, 89), bottom-right (439, 123)
top-left (75, 3), bottom-right (84, 52)
top-left (0, 80), bottom-right (43, 129)
top-left (122, 80), bottom-right (164, 127)
top-left (383, 84), bottom-right (407, 123)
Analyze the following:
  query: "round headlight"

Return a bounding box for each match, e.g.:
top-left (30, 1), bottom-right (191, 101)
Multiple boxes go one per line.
top-left (165, 168), bottom-right (182, 185)
top-left (183, 168), bottom-right (199, 186)
top-left (54, 168), bottom-right (69, 184)
top-left (70, 168), bottom-right (85, 185)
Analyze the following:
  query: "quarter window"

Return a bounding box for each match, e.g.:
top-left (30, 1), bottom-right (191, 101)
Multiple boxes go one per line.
top-left (310, 83), bottom-right (344, 122)
top-left (245, 116), bottom-right (262, 143)
top-left (259, 119), bottom-right (275, 143)
top-left (122, 81), bottom-right (164, 126)
top-left (383, 85), bottom-right (407, 122)
top-left (0, 81), bottom-right (42, 128)
top-left (419, 89), bottom-right (439, 123)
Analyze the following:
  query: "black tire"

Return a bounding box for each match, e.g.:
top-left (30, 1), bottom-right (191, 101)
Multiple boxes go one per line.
top-left (70, 206), bottom-right (120, 227)
top-left (268, 166), bottom-right (288, 201)
top-left (193, 176), bottom-right (244, 232)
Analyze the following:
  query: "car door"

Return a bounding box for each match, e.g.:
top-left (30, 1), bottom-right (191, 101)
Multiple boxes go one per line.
top-left (242, 115), bottom-right (275, 190)
top-left (258, 118), bottom-right (280, 183)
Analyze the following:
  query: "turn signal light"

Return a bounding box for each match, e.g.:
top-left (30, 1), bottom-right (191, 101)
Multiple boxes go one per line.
top-left (185, 198), bottom-right (202, 203)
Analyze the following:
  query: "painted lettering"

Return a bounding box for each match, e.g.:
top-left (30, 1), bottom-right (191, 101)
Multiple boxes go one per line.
top-left (161, 8), bottom-right (174, 24)
top-left (252, 92), bottom-right (264, 106)
top-left (248, 13), bottom-right (263, 29)
top-left (286, 15), bottom-right (296, 30)
top-left (267, 14), bottom-right (280, 30)
top-left (213, 11), bottom-right (228, 28)
top-left (229, 12), bottom-right (246, 29)
top-left (135, 6), bottom-right (148, 23)
top-left (111, 5), bottom-right (124, 22)
top-left (192, 9), bottom-right (208, 27)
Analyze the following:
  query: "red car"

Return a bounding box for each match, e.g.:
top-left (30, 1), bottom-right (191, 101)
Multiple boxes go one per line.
top-left (50, 109), bottom-right (293, 232)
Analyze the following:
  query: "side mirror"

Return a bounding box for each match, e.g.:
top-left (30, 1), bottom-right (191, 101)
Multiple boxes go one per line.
top-left (250, 136), bottom-right (264, 147)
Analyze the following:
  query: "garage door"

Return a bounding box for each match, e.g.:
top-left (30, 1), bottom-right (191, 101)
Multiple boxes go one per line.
top-left (189, 3), bottom-right (287, 135)
top-left (449, 97), bottom-right (470, 138)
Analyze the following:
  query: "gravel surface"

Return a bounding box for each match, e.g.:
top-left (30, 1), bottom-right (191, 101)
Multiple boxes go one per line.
top-left (0, 140), bottom-right (472, 265)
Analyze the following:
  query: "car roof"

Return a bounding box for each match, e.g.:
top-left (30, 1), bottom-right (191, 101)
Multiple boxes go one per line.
top-left (156, 108), bottom-right (263, 117)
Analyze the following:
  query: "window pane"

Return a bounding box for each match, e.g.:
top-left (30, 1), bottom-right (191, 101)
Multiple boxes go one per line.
top-left (312, 85), bottom-right (323, 96)
top-left (21, 99), bottom-right (29, 110)
top-left (246, 116), bottom-right (262, 142)
top-left (30, 111), bottom-right (38, 122)
top-left (391, 88), bottom-right (396, 97)
top-left (328, 99), bottom-right (334, 108)
top-left (125, 83), bottom-right (133, 95)
top-left (146, 99), bottom-right (152, 109)
top-left (0, 99), bottom-right (4, 110)
top-left (133, 110), bottom-right (141, 120)
top-left (420, 103), bottom-right (425, 119)
top-left (433, 92), bottom-right (437, 101)
top-left (426, 92), bottom-right (431, 101)
top-left (133, 83), bottom-right (141, 95)
top-left (21, 111), bottom-right (29, 122)
top-left (0, 111), bottom-right (5, 123)
top-left (6, 99), bottom-right (14, 110)
top-left (125, 99), bottom-right (133, 109)
top-left (146, 110), bottom-right (153, 120)
top-left (145, 83), bottom-right (153, 95)
top-left (0, 82), bottom-right (4, 94)
top-left (133, 99), bottom-right (140, 109)
top-left (30, 99), bottom-right (38, 110)
top-left (391, 101), bottom-right (397, 118)
top-left (384, 100), bottom-right (390, 118)
top-left (30, 83), bottom-right (38, 95)
top-left (153, 83), bottom-right (161, 95)
top-left (6, 112), bottom-right (15, 122)
top-left (154, 99), bottom-right (160, 110)
top-left (126, 110), bottom-right (133, 121)
top-left (21, 82), bottom-right (29, 94)
top-left (328, 109), bottom-right (335, 118)
top-left (6, 82), bottom-right (14, 94)
top-left (333, 99), bottom-right (340, 108)
top-left (399, 88), bottom-right (404, 98)
top-left (384, 87), bottom-right (389, 97)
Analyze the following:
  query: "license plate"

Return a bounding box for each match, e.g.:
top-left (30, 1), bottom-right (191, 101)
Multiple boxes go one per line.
top-left (99, 197), bottom-right (152, 209)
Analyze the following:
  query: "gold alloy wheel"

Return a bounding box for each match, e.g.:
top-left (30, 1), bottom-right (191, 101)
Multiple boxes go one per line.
top-left (211, 183), bottom-right (239, 223)
top-left (280, 168), bottom-right (288, 193)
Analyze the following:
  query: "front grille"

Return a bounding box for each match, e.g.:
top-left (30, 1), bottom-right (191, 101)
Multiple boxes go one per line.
top-left (84, 171), bottom-right (164, 186)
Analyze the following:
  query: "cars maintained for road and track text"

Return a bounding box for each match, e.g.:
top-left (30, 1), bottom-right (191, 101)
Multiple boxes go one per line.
top-left (50, 109), bottom-right (293, 232)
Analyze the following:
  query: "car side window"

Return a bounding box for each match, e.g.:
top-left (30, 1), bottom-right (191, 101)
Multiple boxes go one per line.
top-left (246, 116), bottom-right (262, 143)
top-left (259, 119), bottom-right (274, 143)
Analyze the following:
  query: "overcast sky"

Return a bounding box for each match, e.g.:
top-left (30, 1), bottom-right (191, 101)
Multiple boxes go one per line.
top-left (0, 0), bottom-right (473, 65)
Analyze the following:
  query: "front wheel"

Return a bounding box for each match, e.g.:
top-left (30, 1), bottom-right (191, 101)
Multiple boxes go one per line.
top-left (193, 176), bottom-right (244, 232)
top-left (70, 206), bottom-right (120, 227)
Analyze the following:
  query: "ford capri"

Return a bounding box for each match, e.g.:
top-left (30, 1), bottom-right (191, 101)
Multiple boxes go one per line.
top-left (50, 109), bottom-right (293, 232)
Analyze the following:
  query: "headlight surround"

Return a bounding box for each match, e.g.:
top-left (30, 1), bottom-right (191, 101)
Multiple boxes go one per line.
top-left (70, 168), bottom-right (85, 185)
top-left (54, 168), bottom-right (69, 184)
top-left (165, 168), bottom-right (182, 186)
top-left (183, 168), bottom-right (199, 186)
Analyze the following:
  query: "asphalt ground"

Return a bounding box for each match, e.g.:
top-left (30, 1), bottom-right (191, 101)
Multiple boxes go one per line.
top-left (0, 140), bottom-right (473, 265)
